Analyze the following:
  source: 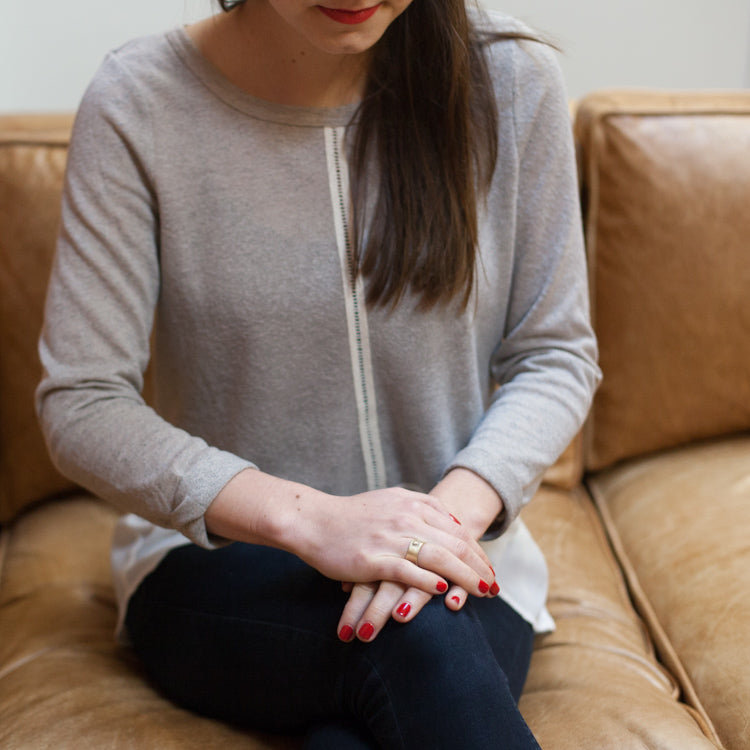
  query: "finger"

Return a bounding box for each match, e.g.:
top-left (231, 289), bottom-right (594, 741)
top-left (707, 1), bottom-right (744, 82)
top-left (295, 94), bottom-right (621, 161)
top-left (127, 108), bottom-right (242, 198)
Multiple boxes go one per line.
top-left (369, 556), bottom-right (452, 599)
top-left (337, 582), bottom-right (379, 642)
top-left (409, 496), bottom-right (494, 569)
top-left (387, 533), bottom-right (495, 598)
top-left (384, 488), bottom-right (492, 570)
top-left (444, 585), bottom-right (467, 611)
top-left (341, 581), bottom-right (353, 593)
top-left (353, 581), bottom-right (410, 642)
top-left (411, 540), bottom-right (497, 598)
top-left (390, 587), bottom-right (432, 624)
top-left (416, 524), bottom-right (495, 584)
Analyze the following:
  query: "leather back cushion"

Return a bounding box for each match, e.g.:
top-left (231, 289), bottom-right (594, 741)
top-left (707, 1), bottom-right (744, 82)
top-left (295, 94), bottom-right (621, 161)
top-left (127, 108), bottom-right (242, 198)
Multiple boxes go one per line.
top-left (0, 115), bottom-right (77, 521)
top-left (575, 91), bottom-right (750, 471)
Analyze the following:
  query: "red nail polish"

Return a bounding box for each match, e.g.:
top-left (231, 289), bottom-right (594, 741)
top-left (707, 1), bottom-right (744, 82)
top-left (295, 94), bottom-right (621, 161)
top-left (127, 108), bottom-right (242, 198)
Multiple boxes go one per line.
top-left (396, 602), bottom-right (411, 618)
top-left (489, 582), bottom-right (500, 596)
top-left (478, 580), bottom-right (489, 594)
top-left (339, 625), bottom-right (354, 642)
top-left (436, 581), bottom-right (448, 593)
top-left (451, 595), bottom-right (461, 605)
top-left (358, 622), bottom-right (375, 640)
top-left (449, 514), bottom-right (461, 525)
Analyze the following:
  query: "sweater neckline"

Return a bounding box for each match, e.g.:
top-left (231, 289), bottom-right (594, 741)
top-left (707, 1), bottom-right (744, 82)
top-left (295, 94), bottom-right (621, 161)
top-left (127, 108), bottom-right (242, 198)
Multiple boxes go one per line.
top-left (165, 27), bottom-right (361, 128)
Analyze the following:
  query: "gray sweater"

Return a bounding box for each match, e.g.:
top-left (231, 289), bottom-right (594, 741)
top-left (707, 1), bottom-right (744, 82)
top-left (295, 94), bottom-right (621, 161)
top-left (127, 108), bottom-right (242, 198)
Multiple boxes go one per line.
top-left (37, 13), bottom-right (600, 635)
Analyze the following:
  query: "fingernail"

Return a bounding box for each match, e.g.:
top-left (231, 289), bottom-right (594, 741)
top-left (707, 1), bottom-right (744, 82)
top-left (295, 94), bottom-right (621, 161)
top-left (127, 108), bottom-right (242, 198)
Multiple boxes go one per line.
top-left (436, 581), bottom-right (448, 593)
top-left (489, 582), bottom-right (500, 596)
top-left (358, 622), bottom-right (375, 640)
top-left (478, 580), bottom-right (490, 594)
top-left (451, 595), bottom-right (461, 605)
top-left (396, 602), bottom-right (411, 618)
top-left (449, 514), bottom-right (461, 525)
top-left (339, 625), bottom-right (354, 642)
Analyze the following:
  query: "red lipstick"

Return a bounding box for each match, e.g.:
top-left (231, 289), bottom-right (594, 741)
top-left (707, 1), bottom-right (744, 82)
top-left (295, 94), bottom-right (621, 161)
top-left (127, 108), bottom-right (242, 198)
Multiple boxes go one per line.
top-left (318, 4), bottom-right (380, 24)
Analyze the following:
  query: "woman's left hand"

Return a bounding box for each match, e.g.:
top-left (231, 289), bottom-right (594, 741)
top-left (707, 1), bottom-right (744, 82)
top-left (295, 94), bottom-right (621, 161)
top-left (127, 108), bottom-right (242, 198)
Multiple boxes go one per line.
top-left (336, 580), bottom-right (468, 642)
top-left (335, 468), bottom-right (504, 642)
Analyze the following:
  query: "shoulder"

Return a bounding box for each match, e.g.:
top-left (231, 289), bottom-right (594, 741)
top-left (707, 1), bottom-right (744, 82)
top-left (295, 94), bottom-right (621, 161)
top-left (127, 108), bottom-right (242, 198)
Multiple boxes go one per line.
top-left (471, 9), bottom-right (567, 109)
top-left (470, 9), bottom-right (571, 146)
top-left (70, 29), bottom-right (201, 162)
top-left (77, 31), bottom-right (185, 120)
top-left (67, 33), bottom-right (183, 175)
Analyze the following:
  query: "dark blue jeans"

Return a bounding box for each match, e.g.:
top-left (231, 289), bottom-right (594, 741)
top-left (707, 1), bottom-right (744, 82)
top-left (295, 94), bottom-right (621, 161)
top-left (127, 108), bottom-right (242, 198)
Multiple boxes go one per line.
top-left (126, 543), bottom-right (541, 749)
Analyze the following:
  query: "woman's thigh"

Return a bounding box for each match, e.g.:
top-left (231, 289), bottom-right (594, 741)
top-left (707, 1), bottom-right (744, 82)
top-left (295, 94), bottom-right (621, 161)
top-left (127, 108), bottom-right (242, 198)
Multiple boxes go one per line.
top-left (126, 543), bottom-right (538, 747)
top-left (126, 543), bottom-right (354, 733)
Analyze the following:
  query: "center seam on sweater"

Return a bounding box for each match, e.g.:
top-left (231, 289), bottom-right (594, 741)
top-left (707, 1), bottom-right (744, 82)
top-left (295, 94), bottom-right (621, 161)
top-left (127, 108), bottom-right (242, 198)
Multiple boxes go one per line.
top-left (324, 126), bottom-right (387, 491)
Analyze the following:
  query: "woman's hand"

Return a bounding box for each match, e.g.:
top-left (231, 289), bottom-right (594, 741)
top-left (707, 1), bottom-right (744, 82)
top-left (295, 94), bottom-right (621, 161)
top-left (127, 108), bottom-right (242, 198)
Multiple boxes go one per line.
top-left (205, 468), bottom-right (500, 641)
top-left (336, 580), bottom-right (470, 642)
top-left (335, 468), bottom-right (505, 642)
top-left (291, 485), bottom-right (495, 599)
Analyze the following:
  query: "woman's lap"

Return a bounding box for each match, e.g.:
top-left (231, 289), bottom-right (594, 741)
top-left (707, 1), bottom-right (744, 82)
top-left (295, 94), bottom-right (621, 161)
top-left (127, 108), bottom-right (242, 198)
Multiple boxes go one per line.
top-left (125, 543), bottom-right (540, 749)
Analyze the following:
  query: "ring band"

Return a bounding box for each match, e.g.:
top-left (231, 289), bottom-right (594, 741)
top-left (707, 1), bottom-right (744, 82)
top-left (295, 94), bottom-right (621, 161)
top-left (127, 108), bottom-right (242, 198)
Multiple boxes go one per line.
top-left (405, 538), bottom-right (425, 565)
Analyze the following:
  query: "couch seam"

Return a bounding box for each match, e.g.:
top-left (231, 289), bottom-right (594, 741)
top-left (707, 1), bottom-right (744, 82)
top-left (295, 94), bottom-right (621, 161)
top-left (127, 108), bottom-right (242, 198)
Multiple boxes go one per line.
top-left (0, 523), bottom-right (9, 591)
top-left (575, 106), bottom-right (602, 474)
top-left (585, 478), bottom-right (726, 749)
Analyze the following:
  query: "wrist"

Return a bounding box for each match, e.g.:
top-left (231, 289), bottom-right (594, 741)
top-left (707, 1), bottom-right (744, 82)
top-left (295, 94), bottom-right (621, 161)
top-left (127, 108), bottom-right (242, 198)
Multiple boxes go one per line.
top-left (205, 468), bottom-right (329, 554)
top-left (431, 468), bottom-right (504, 539)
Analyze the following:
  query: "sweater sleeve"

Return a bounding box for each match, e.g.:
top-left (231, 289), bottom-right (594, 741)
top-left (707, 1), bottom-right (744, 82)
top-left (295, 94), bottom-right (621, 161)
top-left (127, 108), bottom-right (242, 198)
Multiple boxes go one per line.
top-left (36, 54), bottom-right (254, 547)
top-left (445, 39), bottom-right (601, 534)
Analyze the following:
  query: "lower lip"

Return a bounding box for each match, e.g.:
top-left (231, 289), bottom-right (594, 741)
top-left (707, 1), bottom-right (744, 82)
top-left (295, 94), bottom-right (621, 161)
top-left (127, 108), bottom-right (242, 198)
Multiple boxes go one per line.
top-left (318, 4), bottom-right (380, 24)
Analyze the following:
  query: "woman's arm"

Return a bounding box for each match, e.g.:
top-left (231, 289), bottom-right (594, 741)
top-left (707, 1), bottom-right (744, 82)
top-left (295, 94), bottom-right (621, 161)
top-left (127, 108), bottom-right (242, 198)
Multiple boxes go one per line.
top-left (205, 467), bottom-right (496, 598)
top-left (443, 36), bottom-right (601, 535)
top-left (36, 54), bottom-right (256, 549)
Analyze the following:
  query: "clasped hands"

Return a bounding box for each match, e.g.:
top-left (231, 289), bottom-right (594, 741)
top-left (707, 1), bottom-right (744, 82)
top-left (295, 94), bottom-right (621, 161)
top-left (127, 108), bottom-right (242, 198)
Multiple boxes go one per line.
top-left (295, 484), bottom-right (499, 644)
top-left (206, 467), bottom-right (501, 645)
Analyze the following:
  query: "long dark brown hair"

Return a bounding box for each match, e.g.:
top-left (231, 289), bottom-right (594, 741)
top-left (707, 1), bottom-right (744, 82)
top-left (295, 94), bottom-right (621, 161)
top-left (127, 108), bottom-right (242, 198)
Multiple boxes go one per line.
top-left (218, 0), bottom-right (540, 310)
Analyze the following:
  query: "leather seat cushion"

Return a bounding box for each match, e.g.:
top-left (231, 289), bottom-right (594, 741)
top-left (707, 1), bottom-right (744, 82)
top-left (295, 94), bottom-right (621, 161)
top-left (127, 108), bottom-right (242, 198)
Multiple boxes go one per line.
top-left (1, 488), bottom-right (717, 749)
top-left (589, 434), bottom-right (750, 750)
top-left (0, 496), bottom-right (292, 749)
top-left (519, 486), bottom-right (717, 749)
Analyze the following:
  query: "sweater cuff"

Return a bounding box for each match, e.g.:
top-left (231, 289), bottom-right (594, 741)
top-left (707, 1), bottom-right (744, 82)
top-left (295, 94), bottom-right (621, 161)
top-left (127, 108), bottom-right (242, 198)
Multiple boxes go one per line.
top-left (173, 450), bottom-right (257, 549)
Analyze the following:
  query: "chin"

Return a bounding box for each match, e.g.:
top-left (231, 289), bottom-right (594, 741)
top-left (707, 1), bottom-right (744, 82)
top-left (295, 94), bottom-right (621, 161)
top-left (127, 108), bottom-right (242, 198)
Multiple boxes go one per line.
top-left (314, 33), bottom-right (382, 57)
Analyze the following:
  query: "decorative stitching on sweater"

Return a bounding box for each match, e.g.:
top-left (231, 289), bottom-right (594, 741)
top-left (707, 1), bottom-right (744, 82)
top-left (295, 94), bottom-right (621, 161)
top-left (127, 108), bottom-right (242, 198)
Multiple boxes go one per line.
top-left (324, 126), bottom-right (386, 490)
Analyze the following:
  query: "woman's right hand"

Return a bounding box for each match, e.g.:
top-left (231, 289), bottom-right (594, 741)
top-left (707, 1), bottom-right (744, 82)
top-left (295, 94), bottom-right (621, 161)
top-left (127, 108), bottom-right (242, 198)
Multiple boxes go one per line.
top-left (205, 470), bottom-right (496, 599)
top-left (292, 485), bottom-right (496, 598)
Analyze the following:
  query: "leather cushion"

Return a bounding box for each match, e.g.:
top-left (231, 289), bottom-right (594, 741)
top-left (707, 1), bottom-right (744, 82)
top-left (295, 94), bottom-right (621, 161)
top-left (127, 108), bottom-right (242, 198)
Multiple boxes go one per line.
top-left (519, 485), bottom-right (718, 749)
top-left (0, 489), bottom-right (718, 749)
top-left (0, 496), bottom-right (294, 749)
top-left (0, 115), bottom-right (78, 522)
top-left (589, 434), bottom-right (750, 750)
top-left (541, 431), bottom-right (583, 491)
top-left (575, 91), bottom-right (750, 471)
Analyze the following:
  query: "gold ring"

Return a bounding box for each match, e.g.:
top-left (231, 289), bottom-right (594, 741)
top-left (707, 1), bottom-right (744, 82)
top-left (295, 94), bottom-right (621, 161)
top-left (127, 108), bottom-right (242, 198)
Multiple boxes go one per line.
top-left (405, 538), bottom-right (425, 565)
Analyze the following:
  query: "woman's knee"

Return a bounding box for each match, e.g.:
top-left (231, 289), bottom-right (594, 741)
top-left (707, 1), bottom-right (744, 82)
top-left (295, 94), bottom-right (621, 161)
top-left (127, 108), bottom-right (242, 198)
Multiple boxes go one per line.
top-left (342, 602), bottom-right (536, 748)
top-left (347, 600), bottom-right (511, 713)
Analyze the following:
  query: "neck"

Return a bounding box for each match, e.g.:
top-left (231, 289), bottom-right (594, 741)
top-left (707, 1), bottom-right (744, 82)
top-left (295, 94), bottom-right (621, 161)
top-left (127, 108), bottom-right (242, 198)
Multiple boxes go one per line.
top-left (188, 3), bottom-right (369, 108)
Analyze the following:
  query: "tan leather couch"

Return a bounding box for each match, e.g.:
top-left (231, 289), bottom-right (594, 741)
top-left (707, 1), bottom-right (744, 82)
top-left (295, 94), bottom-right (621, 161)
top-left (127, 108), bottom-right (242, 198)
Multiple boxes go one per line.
top-left (1, 91), bottom-right (749, 749)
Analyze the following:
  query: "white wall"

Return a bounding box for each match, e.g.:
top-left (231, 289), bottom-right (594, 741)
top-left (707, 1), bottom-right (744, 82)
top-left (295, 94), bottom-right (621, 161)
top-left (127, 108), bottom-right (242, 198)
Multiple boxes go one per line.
top-left (490, 0), bottom-right (750, 98)
top-left (1, 0), bottom-right (749, 112)
top-left (0, 0), bottom-right (215, 113)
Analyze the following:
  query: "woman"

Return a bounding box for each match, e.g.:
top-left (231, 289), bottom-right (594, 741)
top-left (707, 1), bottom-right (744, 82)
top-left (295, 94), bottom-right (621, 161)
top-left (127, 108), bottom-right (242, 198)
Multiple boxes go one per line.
top-left (37, 0), bottom-right (600, 746)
